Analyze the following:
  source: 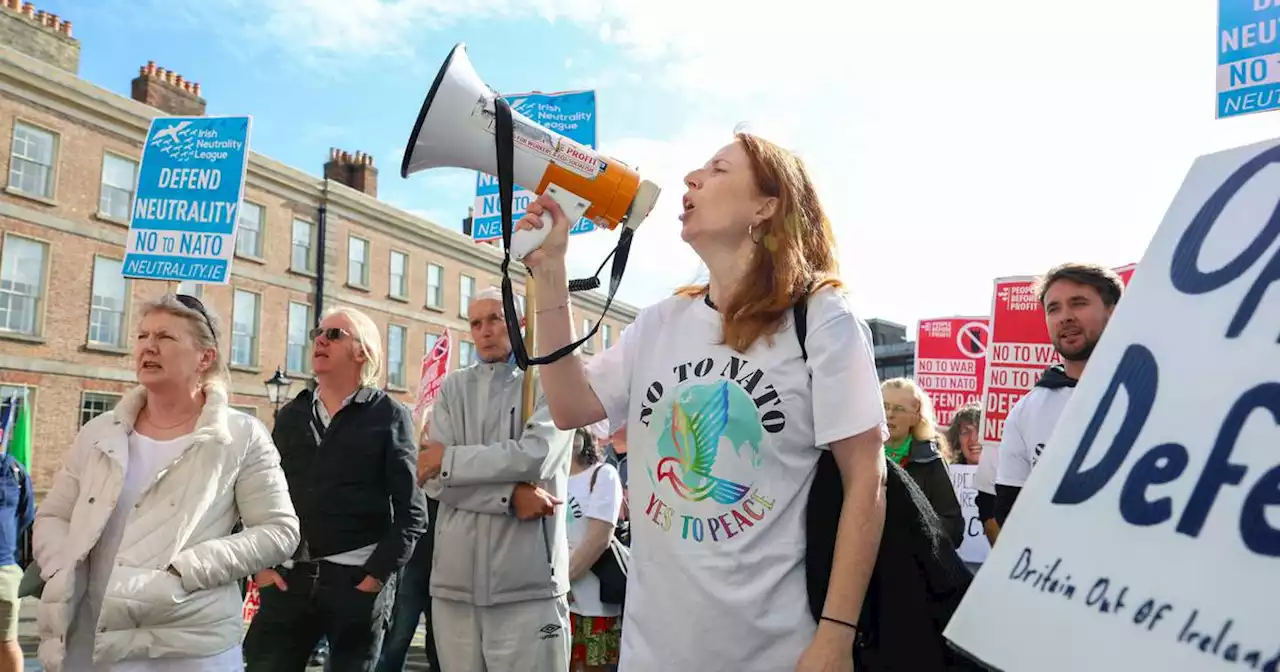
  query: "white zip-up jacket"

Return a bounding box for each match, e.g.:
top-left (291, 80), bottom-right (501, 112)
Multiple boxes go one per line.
top-left (33, 382), bottom-right (300, 670)
top-left (425, 358), bottom-right (574, 606)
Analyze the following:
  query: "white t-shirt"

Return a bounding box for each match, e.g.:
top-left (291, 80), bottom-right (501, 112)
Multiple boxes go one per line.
top-left (566, 463), bottom-right (623, 618)
top-left (65, 433), bottom-right (244, 671)
top-left (973, 442), bottom-right (998, 496)
top-left (995, 386), bottom-right (1075, 489)
top-left (586, 289), bottom-right (887, 672)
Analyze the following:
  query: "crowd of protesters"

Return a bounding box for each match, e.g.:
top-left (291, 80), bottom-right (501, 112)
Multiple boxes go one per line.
top-left (0, 129), bottom-right (1126, 672)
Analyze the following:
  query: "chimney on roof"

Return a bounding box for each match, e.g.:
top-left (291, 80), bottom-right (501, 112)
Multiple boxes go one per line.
top-left (130, 60), bottom-right (207, 116)
top-left (324, 148), bottom-right (379, 197)
top-left (0, 1), bottom-right (80, 73)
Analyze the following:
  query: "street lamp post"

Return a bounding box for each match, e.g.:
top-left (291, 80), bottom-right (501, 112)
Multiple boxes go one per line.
top-left (264, 367), bottom-right (293, 418)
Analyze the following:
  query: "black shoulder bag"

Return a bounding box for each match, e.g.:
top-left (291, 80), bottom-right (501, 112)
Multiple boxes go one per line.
top-left (796, 290), bottom-right (986, 672)
top-left (587, 465), bottom-right (631, 607)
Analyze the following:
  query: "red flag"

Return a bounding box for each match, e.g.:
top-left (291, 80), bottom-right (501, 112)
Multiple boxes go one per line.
top-left (415, 328), bottom-right (452, 421)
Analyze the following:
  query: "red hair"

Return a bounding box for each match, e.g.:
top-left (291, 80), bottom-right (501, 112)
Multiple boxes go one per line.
top-left (676, 132), bottom-right (842, 352)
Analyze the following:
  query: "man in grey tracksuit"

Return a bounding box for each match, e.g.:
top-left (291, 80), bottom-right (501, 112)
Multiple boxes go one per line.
top-left (417, 288), bottom-right (574, 672)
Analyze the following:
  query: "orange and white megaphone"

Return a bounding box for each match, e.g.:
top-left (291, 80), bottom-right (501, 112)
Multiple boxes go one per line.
top-left (400, 43), bottom-right (661, 261)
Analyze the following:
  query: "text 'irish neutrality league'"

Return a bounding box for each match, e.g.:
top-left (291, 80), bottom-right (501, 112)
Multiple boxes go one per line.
top-left (122, 115), bottom-right (253, 284)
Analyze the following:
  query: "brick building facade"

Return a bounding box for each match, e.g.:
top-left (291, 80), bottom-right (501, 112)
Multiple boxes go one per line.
top-left (0, 2), bottom-right (638, 492)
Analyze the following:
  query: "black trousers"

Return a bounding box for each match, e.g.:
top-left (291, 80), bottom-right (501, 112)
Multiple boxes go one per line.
top-left (243, 560), bottom-right (395, 672)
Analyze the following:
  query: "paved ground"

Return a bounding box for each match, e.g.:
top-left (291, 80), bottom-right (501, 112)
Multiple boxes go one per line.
top-left (16, 598), bottom-right (434, 670)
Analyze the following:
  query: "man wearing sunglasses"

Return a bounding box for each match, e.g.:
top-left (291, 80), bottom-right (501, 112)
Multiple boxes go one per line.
top-left (244, 306), bottom-right (428, 672)
top-left (417, 287), bottom-right (575, 672)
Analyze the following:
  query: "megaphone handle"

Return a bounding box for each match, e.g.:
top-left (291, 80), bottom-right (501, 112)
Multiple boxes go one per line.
top-left (510, 185), bottom-right (592, 262)
top-left (510, 217), bottom-right (552, 262)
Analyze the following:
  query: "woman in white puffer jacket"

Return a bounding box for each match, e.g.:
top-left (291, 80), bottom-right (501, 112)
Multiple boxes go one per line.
top-left (33, 293), bottom-right (301, 671)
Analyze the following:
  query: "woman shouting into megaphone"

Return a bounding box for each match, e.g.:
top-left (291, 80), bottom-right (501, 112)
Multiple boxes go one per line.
top-left (519, 132), bottom-right (888, 672)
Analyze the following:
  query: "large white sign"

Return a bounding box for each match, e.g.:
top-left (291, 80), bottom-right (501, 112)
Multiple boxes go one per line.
top-left (944, 136), bottom-right (1280, 671)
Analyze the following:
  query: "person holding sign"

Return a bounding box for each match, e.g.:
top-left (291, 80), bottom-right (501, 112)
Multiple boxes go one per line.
top-left (880, 378), bottom-right (965, 547)
top-left (520, 132), bottom-right (888, 672)
top-left (993, 262), bottom-right (1124, 528)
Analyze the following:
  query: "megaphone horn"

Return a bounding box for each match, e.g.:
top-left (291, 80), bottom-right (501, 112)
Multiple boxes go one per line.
top-left (400, 43), bottom-right (661, 261)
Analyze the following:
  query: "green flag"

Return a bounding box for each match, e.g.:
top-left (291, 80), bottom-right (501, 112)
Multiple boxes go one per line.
top-left (9, 402), bottom-right (30, 472)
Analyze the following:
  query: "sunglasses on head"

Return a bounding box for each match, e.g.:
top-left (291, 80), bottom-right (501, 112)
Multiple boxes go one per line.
top-left (175, 294), bottom-right (217, 347)
top-left (309, 327), bottom-right (350, 342)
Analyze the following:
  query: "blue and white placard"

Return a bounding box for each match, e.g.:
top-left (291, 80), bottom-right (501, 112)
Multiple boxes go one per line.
top-left (122, 115), bottom-right (252, 283)
top-left (945, 136), bottom-right (1280, 670)
top-left (1218, 0), bottom-right (1280, 118)
top-left (471, 90), bottom-right (597, 242)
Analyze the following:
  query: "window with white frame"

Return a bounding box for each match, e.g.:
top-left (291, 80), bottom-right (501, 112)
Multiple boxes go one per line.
top-left (236, 202), bottom-right (265, 258)
top-left (426, 263), bottom-right (444, 308)
top-left (458, 340), bottom-right (476, 368)
top-left (459, 275), bottom-right (475, 316)
top-left (98, 154), bottom-right (136, 220)
top-left (88, 257), bottom-right (127, 347)
top-left (79, 392), bottom-right (120, 428)
top-left (389, 250), bottom-right (408, 299)
top-left (176, 280), bottom-right (203, 298)
top-left (348, 236), bottom-right (369, 287)
top-left (0, 234), bottom-right (48, 336)
top-left (603, 324), bottom-right (614, 349)
top-left (387, 324), bottom-right (407, 388)
top-left (231, 404), bottom-right (258, 418)
top-left (231, 289), bottom-right (261, 367)
top-left (291, 219), bottom-right (315, 272)
top-left (581, 318), bottom-right (594, 352)
top-left (514, 293), bottom-right (525, 315)
top-left (286, 301), bottom-right (312, 374)
top-left (8, 122), bottom-right (57, 199)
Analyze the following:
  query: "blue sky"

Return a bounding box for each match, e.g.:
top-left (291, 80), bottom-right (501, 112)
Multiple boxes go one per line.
top-left (34, 0), bottom-right (1280, 326)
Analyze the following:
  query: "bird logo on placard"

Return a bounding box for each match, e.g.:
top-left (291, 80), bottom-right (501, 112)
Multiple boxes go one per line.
top-left (151, 121), bottom-right (191, 145)
top-left (150, 121), bottom-right (199, 162)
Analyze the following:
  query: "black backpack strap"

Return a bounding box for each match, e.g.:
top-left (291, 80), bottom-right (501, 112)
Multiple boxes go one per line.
top-left (794, 285), bottom-right (812, 362)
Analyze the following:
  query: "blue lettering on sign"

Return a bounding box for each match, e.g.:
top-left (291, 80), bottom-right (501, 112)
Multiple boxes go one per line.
top-left (1217, 0), bottom-right (1280, 118)
top-left (1229, 57), bottom-right (1269, 86)
top-left (1050, 142), bottom-right (1280, 557)
top-left (1169, 143), bottom-right (1280, 339)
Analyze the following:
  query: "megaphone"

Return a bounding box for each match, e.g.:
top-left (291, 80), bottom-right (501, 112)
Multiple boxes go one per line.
top-left (401, 43), bottom-right (661, 261)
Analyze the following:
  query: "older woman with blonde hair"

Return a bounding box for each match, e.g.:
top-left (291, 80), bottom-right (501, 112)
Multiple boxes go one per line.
top-left (33, 293), bottom-right (300, 671)
top-left (880, 377), bottom-right (964, 547)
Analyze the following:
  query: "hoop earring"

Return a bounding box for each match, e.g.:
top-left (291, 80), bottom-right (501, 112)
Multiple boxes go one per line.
top-left (749, 222), bottom-right (765, 244)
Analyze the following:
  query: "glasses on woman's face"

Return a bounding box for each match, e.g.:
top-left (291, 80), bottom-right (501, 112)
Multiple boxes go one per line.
top-left (175, 293), bottom-right (217, 347)
top-left (884, 403), bottom-right (916, 416)
top-left (309, 327), bottom-right (350, 342)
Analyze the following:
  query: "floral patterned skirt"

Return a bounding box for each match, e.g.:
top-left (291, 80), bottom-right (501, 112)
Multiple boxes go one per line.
top-left (569, 612), bottom-right (622, 665)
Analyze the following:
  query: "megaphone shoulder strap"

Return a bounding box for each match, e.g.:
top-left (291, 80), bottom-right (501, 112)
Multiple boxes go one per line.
top-left (493, 96), bottom-right (635, 369)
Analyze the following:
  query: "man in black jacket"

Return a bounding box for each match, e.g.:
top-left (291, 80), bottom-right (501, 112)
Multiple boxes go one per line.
top-left (244, 306), bottom-right (428, 671)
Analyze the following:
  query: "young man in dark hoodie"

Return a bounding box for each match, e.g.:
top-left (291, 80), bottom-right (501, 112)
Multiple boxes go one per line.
top-left (993, 262), bottom-right (1124, 529)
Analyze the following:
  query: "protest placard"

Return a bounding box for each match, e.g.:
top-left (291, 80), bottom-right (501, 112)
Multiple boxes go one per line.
top-left (946, 137), bottom-right (1280, 671)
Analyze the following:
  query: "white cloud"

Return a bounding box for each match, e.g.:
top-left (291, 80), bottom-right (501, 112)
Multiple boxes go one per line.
top-left (237, 0), bottom-right (1280, 326)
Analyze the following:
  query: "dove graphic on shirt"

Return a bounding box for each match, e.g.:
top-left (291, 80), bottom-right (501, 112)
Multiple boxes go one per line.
top-left (655, 380), bottom-right (752, 506)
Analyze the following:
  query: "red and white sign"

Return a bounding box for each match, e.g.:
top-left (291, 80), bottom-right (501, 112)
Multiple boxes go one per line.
top-left (978, 266), bottom-right (1136, 445)
top-left (242, 578), bottom-right (260, 622)
top-left (914, 316), bottom-right (990, 427)
top-left (415, 328), bottom-right (452, 421)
